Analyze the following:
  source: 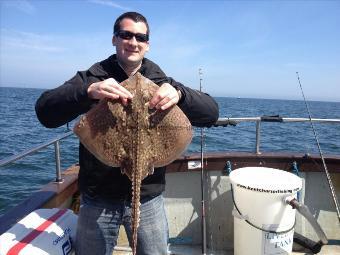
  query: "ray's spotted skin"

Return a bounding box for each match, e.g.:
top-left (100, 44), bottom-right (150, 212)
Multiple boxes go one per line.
top-left (74, 73), bottom-right (192, 254)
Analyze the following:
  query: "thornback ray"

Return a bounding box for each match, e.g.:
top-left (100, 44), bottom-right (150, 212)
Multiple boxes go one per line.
top-left (73, 72), bottom-right (193, 255)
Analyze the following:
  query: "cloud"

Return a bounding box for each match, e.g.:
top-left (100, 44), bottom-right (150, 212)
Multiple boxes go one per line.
top-left (0, 28), bottom-right (113, 88)
top-left (2, 0), bottom-right (36, 15)
top-left (1, 29), bottom-right (65, 52)
top-left (88, 0), bottom-right (130, 11)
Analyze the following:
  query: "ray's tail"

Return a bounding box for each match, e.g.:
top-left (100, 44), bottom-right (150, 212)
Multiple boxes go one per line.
top-left (131, 172), bottom-right (141, 255)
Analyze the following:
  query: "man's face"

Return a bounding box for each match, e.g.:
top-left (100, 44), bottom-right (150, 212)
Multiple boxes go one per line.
top-left (112, 18), bottom-right (149, 67)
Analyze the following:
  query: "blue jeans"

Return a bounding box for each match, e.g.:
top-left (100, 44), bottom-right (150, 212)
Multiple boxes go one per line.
top-left (75, 194), bottom-right (169, 255)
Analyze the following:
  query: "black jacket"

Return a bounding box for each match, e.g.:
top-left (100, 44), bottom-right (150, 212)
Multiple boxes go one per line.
top-left (35, 55), bottom-right (219, 201)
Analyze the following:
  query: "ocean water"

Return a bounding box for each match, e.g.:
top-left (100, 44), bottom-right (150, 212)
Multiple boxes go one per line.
top-left (0, 87), bottom-right (340, 215)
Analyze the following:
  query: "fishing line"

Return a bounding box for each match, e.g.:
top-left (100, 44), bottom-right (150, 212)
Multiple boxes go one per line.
top-left (199, 68), bottom-right (207, 254)
top-left (296, 72), bottom-right (340, 223)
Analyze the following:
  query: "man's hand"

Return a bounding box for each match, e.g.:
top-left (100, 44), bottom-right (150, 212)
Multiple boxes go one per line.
top-left (87, 78), bottom-right (133, 105)
top-left (149, 83), bottom-right (181, 111)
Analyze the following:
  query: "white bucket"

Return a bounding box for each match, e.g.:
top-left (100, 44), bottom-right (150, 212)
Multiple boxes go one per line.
top-left (229, 167), bottom-right (302, 255)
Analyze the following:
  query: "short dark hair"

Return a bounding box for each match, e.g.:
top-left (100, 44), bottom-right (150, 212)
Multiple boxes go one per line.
top-left (113, 12), bottom-right (150, 35)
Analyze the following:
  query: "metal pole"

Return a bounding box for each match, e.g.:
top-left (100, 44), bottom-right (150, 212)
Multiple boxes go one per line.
top-left (54, 140), bottom-right (63, 183)
top-left (215, 117), bottom-right (340, 124)
top-left (256, 120), bottom-right (261, 154)
top-left (199, 68), bottom-right (207, 254)
top-left (296, 72), bottom-right (340, 223)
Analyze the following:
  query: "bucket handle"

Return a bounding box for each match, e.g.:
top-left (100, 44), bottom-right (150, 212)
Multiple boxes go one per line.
top-left (231, 184), bottom-right (295, 234)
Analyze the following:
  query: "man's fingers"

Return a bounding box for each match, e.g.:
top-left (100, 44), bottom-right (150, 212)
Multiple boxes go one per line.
top-left (105, 79), bottom-right (133, 99)
top-left (115, 85), bottom-right (133, 99)
top-left (99, 90), bottom-right (120, 100)
top-left (153, 93), bottom-right (175, 109)
top-left (149, 85), bottom-right (171, 108)
top-left (159, 97), bottom-right (178, 110)
top-left (89, 79), bottom-right (181, 110)
top-left (149, 92), bottom-right (164, 109)
top-left (149, 83), bottom-right (179, 110)
top-left (106, 86), bottom-right (132, 100)
top-left (88, 78), bottom-right (133, 100)
top-left (121, 97), bottom-right (129, 106)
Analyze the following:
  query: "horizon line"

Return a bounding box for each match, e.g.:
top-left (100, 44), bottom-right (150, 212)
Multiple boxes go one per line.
top-left (1, 86), bottom-right (339, 103)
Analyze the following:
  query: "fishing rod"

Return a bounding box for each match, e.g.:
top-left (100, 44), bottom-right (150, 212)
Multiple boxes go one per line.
top-left (296, 72), bottom-right (340, 223)
top-left (199, 68), bottom-right (207, 254)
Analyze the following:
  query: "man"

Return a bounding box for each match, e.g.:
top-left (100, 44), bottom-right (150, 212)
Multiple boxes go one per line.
top-left (35, 12), bottom-right (218, 255)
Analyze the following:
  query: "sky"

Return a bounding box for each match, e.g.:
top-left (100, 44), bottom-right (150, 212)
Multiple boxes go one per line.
top-left (1, 0), bottom-right (339, 102)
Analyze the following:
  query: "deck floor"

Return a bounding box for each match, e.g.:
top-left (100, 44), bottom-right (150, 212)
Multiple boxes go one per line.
top-left (112, 244), bottom-right (340, 254)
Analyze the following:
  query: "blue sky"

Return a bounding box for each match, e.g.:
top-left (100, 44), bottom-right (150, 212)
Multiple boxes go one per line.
top-left (1, 0), bottom-right (339, 102)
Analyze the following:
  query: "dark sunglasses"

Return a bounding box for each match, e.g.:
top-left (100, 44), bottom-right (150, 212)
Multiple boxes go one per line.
top-left (115, 30), bottom-right (149, 43)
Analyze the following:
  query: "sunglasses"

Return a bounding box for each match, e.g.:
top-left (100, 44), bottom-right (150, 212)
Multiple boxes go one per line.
top-left (115, 30), bottom-right (149, 43)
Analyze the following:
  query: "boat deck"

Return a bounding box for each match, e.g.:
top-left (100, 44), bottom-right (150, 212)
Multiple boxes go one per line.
top-left (112, 243), bottom-right (340, 254)
top-left (1, 155), bottom-right (339, 255)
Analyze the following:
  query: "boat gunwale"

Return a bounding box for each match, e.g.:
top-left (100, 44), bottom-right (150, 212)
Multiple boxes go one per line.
top-left (0, 151), bottom-right (339, 234)
top-left (0, 165), bottom-right (78, 234)
top-left (167, 151), bottom-right (340, 173)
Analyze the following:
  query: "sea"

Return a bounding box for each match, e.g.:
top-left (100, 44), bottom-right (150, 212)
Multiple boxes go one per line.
top-left (0, 87), bottom-right (340, 216)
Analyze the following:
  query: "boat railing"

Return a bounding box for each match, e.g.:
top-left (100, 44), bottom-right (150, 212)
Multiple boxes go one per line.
top-left (1, 117), bottom-right (340, 182)
top-left (0, 131), bottom-right (74, 183)
top-left (215, 117), bottom-right (340, 154)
